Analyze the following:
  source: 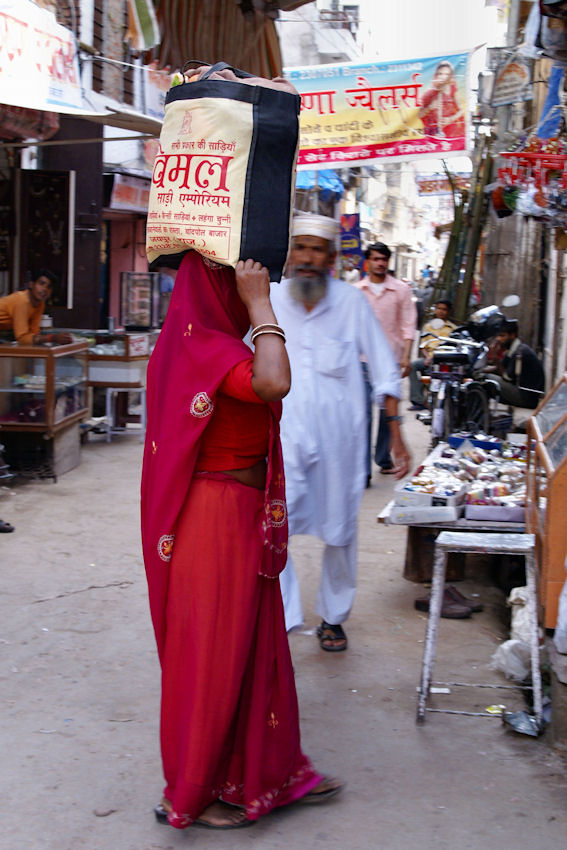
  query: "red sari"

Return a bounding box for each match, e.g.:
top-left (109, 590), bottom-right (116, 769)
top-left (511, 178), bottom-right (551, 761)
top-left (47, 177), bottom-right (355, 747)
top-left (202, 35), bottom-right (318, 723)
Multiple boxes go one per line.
top-left (141, 251), bottom-right (321, 828)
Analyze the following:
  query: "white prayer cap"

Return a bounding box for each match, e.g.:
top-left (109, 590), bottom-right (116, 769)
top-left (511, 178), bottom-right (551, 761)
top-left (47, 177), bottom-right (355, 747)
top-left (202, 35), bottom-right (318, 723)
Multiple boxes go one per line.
top-left (291, 213), bottom-right (339, 243)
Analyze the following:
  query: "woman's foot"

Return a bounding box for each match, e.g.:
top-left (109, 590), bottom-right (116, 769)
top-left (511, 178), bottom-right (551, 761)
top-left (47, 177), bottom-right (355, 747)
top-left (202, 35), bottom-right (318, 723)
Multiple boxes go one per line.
top-left (298, 776), bottom-right (344, 804)
top-left (196, 800), bottom-right (250, 828)
top-left (156, 797), bottom-right (252, 829)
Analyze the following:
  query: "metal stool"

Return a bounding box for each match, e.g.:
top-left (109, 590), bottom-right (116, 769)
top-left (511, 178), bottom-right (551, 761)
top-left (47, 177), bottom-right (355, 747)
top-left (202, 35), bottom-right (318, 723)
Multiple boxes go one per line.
top-left (417, 531), bottom-right (542, 725)
top-left (104, 387), bottom-right (146, 443)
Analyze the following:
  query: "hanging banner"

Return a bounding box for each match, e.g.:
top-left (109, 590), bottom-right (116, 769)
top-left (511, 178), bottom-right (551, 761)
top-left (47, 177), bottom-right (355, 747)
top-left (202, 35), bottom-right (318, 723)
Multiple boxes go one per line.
top-left (143, 61), bottom-right (174, 122)
top-left (340, 214), bottom-right (363, 269)
top-left (0, 0), bottom-right (83, 114)
top-left (285, 52), bottom-right (470, 169)
top-left (416, 174), bottom-right (471, 195)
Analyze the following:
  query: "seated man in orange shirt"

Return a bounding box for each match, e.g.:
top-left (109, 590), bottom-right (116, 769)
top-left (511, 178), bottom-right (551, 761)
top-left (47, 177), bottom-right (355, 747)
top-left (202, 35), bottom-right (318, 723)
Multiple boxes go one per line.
top-left (0, 270), bottom-right (72, 345)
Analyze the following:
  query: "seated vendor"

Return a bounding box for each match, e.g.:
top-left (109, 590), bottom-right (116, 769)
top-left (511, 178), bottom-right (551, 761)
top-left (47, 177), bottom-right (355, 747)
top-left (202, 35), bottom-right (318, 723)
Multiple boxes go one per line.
top-left (0, 270), bottom-right (72, 346)
top-left (491, 319), bottom-right (545, 409)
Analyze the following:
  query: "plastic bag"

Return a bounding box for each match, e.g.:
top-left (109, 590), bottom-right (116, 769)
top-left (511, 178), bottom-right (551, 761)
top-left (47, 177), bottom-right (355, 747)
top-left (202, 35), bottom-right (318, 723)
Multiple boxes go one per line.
top-left (491, 638), bottom-right (531, 681)
top-left (508, 585), bottom-right (533, 644)
top-left (553, 555), bottom-right (567, 654)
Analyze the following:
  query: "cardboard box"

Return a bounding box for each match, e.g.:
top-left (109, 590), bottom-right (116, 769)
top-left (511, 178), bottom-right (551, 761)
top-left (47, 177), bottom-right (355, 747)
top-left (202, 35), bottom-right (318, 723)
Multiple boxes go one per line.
top-left (394, 480), bottom-right (467, 508)
top-left (448, 435), bottom-right (502, 451)
top-left (464, 504), bottom-right (525, 523)
top-left (388, 505), bottom-right (463, 524)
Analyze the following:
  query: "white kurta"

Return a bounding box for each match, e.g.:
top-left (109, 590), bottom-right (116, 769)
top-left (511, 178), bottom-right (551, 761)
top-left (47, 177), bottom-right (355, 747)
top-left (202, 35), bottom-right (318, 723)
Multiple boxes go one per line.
top-left (270, 276), bottom-right (401, 548)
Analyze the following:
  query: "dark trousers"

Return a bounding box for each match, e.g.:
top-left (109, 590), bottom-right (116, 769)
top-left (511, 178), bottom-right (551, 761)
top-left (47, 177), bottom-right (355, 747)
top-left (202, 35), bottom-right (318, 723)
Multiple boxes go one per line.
top-left (362, 363), bottom-right (392, 474)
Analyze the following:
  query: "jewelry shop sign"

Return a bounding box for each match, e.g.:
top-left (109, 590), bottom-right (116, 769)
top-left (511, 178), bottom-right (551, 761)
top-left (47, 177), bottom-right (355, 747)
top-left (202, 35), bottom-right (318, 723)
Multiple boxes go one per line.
top-left (285, 52), bottom-right (470, 170)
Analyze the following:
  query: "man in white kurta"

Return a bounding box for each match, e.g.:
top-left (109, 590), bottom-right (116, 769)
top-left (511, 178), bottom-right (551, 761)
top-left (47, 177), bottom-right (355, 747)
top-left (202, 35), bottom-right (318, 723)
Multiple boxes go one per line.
top-left (271, 214), bottom-right (410, 650)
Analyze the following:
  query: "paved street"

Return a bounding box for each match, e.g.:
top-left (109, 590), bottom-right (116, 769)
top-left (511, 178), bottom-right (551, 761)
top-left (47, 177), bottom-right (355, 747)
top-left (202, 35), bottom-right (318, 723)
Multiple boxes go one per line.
top-left (2, 406), bottom-right (567, 850)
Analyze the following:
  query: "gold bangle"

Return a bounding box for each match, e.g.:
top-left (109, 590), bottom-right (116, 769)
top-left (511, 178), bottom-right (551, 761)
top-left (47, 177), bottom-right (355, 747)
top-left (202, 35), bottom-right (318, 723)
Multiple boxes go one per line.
top-left (251, 322), bottom-right (284, 336)
top-left (251, 329), bottom-right (286, 344)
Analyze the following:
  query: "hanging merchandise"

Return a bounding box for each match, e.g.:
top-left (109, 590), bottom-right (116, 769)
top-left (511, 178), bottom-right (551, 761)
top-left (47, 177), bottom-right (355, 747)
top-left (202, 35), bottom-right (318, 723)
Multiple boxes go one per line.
top-left (491, 136), bottom-right (567, 227)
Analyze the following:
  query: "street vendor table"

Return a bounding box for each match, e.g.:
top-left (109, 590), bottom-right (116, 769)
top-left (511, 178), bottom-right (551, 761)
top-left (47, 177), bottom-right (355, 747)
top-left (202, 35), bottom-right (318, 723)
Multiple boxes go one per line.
top-left (416, 531), bottom-right (541, 726)
top-left (378, 499), bottom-right (525, 583)
top-left (377, 439), bottom-right (526, 582)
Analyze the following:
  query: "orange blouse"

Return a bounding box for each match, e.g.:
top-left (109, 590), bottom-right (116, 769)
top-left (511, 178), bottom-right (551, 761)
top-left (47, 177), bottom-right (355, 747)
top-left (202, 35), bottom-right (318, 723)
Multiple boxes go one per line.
top-left (195, 358), bottom-right (269, 472)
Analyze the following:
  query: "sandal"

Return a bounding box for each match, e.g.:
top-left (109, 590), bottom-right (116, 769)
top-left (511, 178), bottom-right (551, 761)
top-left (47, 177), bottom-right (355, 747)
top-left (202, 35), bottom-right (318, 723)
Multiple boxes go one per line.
top-left (0, 519), bottom-right (14, 533)
top-left (297, 777), bottom-right (345, 804)
top-left (316, 621), bottom-right (348, 652)
top-left (154, 801), bottom-right (253, 830)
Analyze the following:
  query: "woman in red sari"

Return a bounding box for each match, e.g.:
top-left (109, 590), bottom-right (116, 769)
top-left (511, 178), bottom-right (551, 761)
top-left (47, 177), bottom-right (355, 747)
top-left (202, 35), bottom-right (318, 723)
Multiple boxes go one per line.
top-left (141, 250), bottom-right (341, 829)
top-left (419, 60), bottom-right (466, 139)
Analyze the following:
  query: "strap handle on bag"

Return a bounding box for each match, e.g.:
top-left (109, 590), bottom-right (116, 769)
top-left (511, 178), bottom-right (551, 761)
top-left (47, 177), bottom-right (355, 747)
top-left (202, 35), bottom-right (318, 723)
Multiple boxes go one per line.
top-left (181, 59), bottom-right (255, 82)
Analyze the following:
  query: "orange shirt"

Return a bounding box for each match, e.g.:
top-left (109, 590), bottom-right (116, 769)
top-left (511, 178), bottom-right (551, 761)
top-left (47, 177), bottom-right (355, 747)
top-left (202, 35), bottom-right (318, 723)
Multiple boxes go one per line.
top-left (0, 290), bottom-right (44, 344)
top-left (195, 358), bottom-right (269, 472)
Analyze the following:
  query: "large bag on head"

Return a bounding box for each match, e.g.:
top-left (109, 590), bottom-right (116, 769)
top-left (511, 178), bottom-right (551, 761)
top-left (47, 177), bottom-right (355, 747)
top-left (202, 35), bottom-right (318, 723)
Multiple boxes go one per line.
top-left (146, 61), bottom-right (301, 281)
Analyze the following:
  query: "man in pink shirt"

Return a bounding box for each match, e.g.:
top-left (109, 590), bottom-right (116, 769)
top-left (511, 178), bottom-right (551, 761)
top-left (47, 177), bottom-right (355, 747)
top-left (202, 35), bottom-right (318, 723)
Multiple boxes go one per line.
top-left (355, 242), bottom-right (417, 476)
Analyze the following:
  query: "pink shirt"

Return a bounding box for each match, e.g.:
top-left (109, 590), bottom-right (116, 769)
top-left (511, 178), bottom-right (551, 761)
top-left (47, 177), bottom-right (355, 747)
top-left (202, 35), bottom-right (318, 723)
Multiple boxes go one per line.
top-left (354, 274), bottom-right (417, 363)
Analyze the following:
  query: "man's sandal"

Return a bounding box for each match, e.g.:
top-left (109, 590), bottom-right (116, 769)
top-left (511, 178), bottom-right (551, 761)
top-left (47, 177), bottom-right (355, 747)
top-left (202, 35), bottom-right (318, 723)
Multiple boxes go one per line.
top-left (316, 621), bottom-right (348, 652)
top-left (0, 519), bottom-right (14, 533)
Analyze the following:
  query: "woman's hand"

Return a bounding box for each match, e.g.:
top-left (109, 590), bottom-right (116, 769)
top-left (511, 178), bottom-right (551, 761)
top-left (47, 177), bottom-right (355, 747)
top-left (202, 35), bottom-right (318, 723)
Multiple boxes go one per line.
top-left (235, 259), bottom-right (271, 312)
top-left (235, 260), bottom-right (291, 402)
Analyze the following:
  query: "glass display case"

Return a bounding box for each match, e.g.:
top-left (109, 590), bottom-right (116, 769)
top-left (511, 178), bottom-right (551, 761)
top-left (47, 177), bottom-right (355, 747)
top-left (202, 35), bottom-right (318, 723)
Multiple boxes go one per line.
top-left (527, 373), bottom-right (567, 628)
top-left (120, 271), bottom-right (163, 330)
top-left (85, 331), bottom-right (151, 387)
top-left (0, 342), bottom-right (89, 435)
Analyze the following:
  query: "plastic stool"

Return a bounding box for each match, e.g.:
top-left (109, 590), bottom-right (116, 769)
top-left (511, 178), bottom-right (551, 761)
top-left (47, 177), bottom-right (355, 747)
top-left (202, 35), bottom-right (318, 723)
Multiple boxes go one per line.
top-left (417, 531), bottom-right (541, 725)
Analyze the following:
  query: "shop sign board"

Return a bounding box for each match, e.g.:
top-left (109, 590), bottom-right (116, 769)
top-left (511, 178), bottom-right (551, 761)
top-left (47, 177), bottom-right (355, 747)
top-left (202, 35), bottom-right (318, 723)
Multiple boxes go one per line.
top-left (110, 173), bottom-right (151, 213)
top-left (0, 0), bottom-right (85, 115)
top-left (416, 174), bottom-right (471, 195)
top-left (285, 52), bottom-right (470, 169)
top-left (340, 214), bottom-right (363, 270)
top-left (490, 55), bottom-right (533, 107)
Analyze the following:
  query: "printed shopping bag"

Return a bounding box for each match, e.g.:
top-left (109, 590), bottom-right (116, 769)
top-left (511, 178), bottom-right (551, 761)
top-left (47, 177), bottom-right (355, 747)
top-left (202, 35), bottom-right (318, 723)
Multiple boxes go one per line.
top-left (146, 61), bottom-right (301, 281)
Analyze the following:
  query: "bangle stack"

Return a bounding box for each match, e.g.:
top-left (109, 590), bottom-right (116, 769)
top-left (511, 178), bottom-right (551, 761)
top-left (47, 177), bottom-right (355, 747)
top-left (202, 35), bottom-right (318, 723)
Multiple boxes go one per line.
top-left (250, 323), bottom-right (286, 345)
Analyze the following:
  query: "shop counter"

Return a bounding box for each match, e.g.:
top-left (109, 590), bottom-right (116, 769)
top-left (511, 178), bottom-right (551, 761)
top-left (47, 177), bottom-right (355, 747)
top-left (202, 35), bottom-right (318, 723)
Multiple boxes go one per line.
top-left (0, 341), bottom-right (89, 478)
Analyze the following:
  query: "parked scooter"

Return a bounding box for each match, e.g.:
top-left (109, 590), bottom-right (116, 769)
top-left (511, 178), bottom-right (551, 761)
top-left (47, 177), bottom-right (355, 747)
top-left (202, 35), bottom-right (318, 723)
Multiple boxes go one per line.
top-left (417, 296), bottom-right (520, 445)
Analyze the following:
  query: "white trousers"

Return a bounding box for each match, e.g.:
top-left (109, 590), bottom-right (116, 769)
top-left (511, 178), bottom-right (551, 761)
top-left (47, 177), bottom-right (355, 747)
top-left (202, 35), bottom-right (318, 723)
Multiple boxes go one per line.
top-left (279, 535), bottom-right (358, 632)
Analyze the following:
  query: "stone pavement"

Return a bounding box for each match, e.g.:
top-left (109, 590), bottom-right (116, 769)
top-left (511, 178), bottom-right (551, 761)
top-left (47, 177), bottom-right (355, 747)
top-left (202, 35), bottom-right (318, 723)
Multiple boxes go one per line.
top-left (1, 406), bottom-right (567, 850)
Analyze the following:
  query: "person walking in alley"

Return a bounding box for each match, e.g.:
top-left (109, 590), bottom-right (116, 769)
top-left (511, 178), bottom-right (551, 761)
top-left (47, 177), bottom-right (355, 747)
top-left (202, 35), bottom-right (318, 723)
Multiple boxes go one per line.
top-left (354, 242), bottom-right (417, 477)
top-left (141, 250), bottom-right (342, 831)
top-left (271, 214), bottom-right (410, 650)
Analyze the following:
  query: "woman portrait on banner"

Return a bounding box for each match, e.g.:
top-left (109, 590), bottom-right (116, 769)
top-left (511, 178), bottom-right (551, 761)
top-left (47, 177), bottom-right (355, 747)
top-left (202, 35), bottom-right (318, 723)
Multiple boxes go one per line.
top-left (141, 249), bottom-right (342, 830)
top-left (418, 60), bottom-right (466, 139)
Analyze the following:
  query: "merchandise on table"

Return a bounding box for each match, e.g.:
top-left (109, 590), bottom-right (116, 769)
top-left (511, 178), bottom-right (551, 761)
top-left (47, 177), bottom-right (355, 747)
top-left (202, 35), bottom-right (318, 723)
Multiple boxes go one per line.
top-left (397, 437), bottom-right (528, 523)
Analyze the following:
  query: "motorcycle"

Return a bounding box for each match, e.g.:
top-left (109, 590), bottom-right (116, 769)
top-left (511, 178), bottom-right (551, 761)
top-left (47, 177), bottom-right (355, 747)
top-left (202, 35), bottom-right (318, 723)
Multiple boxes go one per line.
top-left (417, 296), bottom-right (520, 445)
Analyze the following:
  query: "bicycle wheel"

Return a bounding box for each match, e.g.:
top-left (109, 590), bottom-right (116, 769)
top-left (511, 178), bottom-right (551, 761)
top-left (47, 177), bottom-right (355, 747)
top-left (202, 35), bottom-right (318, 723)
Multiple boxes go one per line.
top-left (464, 384), bottom-right (489, 433)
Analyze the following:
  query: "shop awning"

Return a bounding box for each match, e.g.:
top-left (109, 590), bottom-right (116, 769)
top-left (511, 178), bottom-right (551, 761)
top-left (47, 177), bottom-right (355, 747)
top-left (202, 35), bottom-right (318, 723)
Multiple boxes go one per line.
top-left (295, 169), bottom-right (344, 201)
top-left (79, 106), bottom-right (162, 136)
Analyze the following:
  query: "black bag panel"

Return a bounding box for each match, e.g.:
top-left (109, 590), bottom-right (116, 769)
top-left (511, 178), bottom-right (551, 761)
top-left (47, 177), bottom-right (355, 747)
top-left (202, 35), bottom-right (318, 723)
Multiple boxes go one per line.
top-left (240, 90), bottom-right (300, 281)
